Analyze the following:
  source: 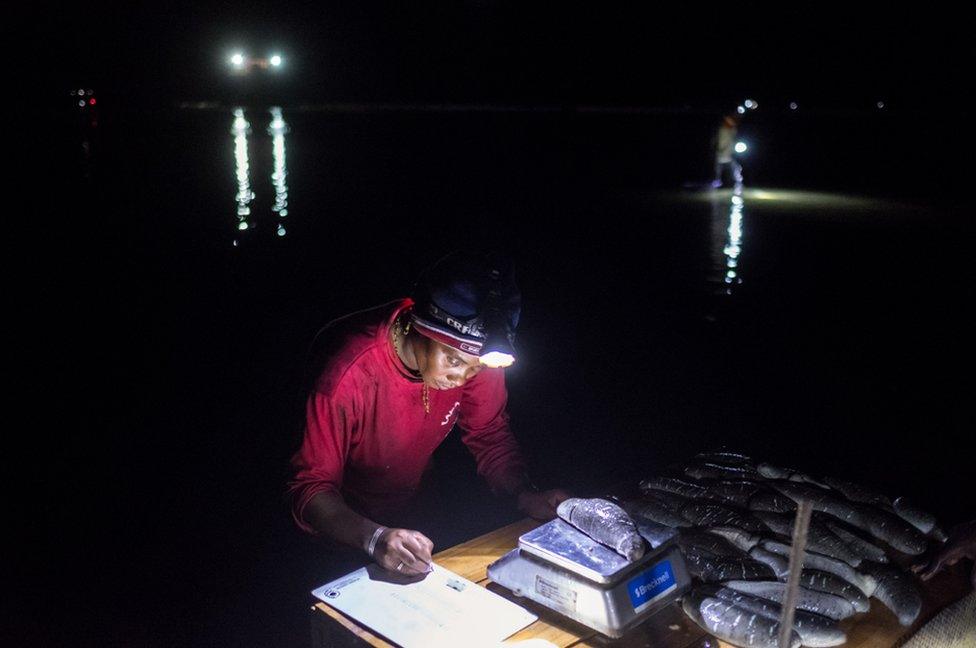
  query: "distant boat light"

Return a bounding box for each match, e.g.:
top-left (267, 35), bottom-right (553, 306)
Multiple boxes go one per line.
top-left (734, 142), bottom-right (748, 153)
top-left (270, 55), bottom-right (282, 67)
top-left (231, 53), bottom-right (245, 66)
top-left (744, 99), bottom-right (758, 109)
top-left (736, 105), bottom-right (746, 114)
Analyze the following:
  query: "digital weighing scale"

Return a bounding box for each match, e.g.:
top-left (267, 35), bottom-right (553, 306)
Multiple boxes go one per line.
top-left (487, 518), bottom-right (691, 638)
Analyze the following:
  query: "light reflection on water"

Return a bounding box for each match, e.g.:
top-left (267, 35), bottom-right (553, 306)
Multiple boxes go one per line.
top-left (711, 176), bottom-right (746, 296)
top-left (268, 107), bottom-right (289, 237)
top-left (230, 107), bottom-right (290, 245)
top-left (231, 108), bottom-right (254, 244)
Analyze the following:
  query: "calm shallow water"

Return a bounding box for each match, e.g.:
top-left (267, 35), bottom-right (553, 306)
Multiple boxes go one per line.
top-left (21, 103), bottom-right (974, 646)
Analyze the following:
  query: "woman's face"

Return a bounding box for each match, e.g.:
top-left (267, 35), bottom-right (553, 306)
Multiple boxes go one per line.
top-left (416, 336), bottom-right (484, 390)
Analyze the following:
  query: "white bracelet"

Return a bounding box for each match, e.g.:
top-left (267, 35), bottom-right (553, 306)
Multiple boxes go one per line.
top-left (366, 526), bottom-right (387, 557)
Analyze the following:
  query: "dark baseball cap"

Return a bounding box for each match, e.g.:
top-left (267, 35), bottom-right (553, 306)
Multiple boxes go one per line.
top-left (410, 251), bottom-right (521, 358)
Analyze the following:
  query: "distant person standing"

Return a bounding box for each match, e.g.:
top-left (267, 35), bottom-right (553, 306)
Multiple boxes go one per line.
top-left (712, 114), bottom-right (741, 188)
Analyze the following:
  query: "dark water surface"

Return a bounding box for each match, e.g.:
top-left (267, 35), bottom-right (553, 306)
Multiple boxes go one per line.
top-left (20, 104), bottom-right (974, 646)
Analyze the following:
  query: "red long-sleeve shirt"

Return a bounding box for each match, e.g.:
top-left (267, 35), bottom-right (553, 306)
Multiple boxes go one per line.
top-left (289, 299), bottom-right (527, 533)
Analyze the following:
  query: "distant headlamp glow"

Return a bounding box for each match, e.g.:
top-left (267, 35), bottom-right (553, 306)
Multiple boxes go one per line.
top-left (737, 105), bottom-right (746, 114)
top-left (734, 141), bottom-right (748, 153)
top-left (744, 99), bottom-right (757, 109)
top-left (270, 55), bottom-right (282, 66)
top-left (230, 53), bottom-right (245, 66)
top-left (479, 351), bottom-right (515, 368)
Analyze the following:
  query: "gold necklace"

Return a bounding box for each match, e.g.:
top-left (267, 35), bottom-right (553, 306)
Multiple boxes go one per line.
top-left (391, 315), bottom-right (406, 358)
top-left (392, 315), bottom-right (429, 414)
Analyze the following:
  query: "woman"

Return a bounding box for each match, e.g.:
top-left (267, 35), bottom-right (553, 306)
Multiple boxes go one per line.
top-left (289, 251), bottom-right (570, 576)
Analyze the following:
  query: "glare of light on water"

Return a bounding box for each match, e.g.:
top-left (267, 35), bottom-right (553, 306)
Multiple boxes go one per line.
top-left (720, 180), bottom-right (746, 293)
top-left (268, 107), bottom-right (289, 222)
top-left (678, 187), bottom-right (900, 213)
top-left (268, 107), bottom-right (287, 133)
top-left (724, 209), bottom-right (743, 262)
top-left (232, 108), bottom-right (255, 229)
top-left (233, 111), bottom-right (248, 132)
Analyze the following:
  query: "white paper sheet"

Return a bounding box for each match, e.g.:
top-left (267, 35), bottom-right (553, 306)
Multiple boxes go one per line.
top-left (313, 562), bottom-right (537, 648)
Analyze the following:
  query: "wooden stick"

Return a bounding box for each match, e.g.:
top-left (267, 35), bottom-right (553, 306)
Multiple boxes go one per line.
top-left (778, 499), bottom-right (812, 648)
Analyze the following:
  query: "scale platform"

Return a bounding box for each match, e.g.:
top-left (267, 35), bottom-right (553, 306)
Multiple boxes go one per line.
top-left (487, 518), bottom-right (691, 638)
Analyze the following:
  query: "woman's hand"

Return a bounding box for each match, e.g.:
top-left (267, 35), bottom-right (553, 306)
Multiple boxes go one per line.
top-left (913, 520), bottom-right (976, 588)
top-left (373, 528), bottom-right (435, 576)
top-left (517, 488), bottom-right (573, 521)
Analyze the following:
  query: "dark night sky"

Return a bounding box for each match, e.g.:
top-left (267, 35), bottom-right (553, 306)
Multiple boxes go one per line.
top-left (42, 3), bottom-right (973, 108)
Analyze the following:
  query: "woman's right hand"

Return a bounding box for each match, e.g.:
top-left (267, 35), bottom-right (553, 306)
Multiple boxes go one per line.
top-left (913, 519), bottom-right (976, 588)
top-left (373, 527), bottom-right (434, 576)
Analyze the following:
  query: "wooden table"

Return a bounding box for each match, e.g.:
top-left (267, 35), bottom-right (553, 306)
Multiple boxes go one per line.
top-left (310, 519), bottom-right (973, 648)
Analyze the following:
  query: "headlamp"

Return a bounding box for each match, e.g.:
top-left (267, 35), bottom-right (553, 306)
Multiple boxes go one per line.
top-left (411, 252), bottom-right (520, 367)
top-left (479, 320), bottom-right (516, 367)
top-left (478, 277), bottom-right (517, 368)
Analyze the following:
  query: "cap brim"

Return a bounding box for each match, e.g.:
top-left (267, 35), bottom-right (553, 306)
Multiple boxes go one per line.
top-left (412, 317), bottom-right (484, 356)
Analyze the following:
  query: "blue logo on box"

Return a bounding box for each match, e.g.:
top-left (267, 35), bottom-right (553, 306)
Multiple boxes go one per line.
top-left (627, 560), bottom-right (676, 613)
